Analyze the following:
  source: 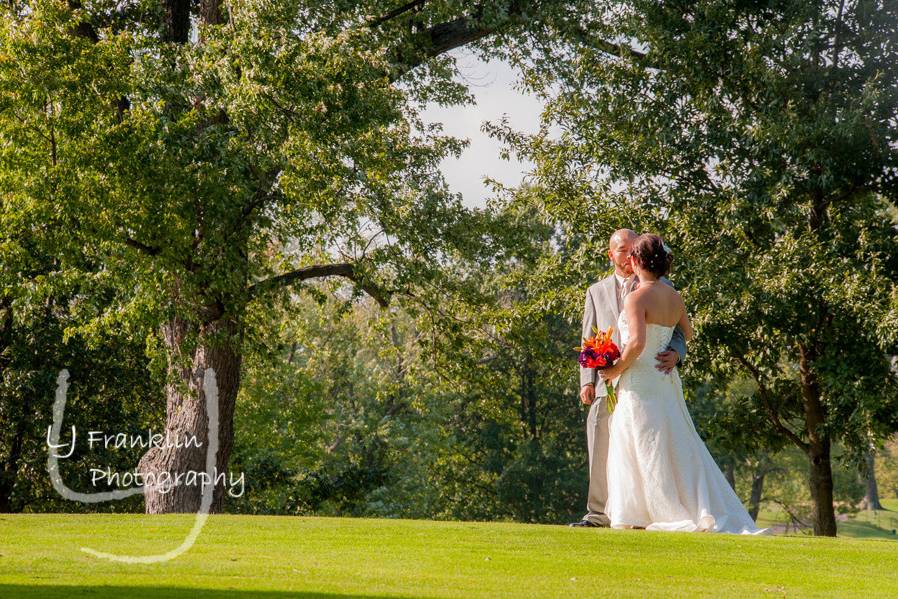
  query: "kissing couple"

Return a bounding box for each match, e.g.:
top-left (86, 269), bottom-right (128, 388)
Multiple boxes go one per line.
top-left (571, 230), bottom-right (767, 534)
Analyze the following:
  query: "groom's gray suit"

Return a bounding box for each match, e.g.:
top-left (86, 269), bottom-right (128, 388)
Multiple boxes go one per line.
top-left (579, 273), bottom-right (687, 525)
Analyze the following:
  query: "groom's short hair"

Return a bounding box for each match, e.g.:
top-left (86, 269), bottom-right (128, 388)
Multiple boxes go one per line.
top-left (609, 228), bottom-right (637, 248)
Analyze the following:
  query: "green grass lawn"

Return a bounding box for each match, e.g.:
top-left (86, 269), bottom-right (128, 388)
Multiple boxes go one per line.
top-left (1, 514), bottom-right (897, 598)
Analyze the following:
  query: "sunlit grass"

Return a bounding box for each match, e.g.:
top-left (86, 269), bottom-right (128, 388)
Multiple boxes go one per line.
top-left (2, 513), bottom-right (897, 597)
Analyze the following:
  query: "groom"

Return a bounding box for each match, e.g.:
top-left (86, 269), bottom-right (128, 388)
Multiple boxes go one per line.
top-left (569, 228), bottom-right (687, 528)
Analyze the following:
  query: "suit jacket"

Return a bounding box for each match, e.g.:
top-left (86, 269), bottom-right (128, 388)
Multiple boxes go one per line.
top-left (579, 274), bottom-right (687, 394)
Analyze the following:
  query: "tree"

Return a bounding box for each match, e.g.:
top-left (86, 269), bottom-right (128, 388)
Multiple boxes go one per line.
top-left (497, 0), bottom-right (898, 535)
top-left (1, 0), bottom-right (575, 513)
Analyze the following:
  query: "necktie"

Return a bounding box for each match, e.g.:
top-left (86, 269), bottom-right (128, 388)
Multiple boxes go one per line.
top-left (618, 277), bottom-right (630, 310)
top-left (621, 276), bottom-right (640, 309)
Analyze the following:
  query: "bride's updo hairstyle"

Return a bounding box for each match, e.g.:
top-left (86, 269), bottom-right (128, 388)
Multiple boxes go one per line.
top-left (630, 234), bottom-right (673, 278)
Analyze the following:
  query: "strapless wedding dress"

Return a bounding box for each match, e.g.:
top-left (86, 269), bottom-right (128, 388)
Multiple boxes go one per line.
top-left (605, 312), bottom-right (768, 534)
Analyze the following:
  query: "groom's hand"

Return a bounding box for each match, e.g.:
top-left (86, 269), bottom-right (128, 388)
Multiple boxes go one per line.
top-left (655, 350), bottom-right (679, 374)
top-left (580, 384), bottom-right (595, 406)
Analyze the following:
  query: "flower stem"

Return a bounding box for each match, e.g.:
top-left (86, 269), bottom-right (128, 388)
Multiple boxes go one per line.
top-left (605, 381), bottom-right (617, 414)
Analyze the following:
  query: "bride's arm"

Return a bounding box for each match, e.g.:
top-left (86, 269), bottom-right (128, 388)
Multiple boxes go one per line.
top-left (600, 296), bottom-right (645, 381)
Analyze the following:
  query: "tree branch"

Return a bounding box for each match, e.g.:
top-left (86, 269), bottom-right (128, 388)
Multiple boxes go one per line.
top-left (735, 353), bottom-right (809, 451)
top-left (0, 296), bottom-right (13, 374)
top-left (247, 262), bottom-right (390, 307)
top-left (566, 25), bottom-right (655, 67)
top-left (770, 498), bottom-right (812, 530)
top-left (831, 0), bottom-right (846, 72)
top-left (424, 13), bottom-right (497, 60)
top-left (368, 0), bottom-right (427, 27)
top-left (124, 237), bottom-right (162, 256)
top-left (591, 37), bottom-right (651, 64)
top-left (388, 2), bottom-right (654, 80)
top-left (389, 3), bottom-right (519, 80)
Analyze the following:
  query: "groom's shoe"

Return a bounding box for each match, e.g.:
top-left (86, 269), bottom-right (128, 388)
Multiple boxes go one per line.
top-left (568, 516), bottom-right (610, 528)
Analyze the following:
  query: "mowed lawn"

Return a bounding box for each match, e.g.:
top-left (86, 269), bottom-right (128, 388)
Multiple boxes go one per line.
top-left (1, 514), bottom-right (897, 598)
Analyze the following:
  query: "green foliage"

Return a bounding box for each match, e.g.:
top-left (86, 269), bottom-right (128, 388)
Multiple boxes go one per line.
top-left (0, 0), bottom-right (512, 375)
top-left (5, 0), bottom-right (897, 529)
top-left (225, 188), bottom-right (593, 522)
top-left (418, 192), bottom-right (593, 523)
top-left (688, 376), bottom-right (787, 472)
top-left (496, 0), bottom-right (898, 532)
top-left (0, 0), bottom-right (537, 514)
top-left (229, 290), bottom-right (445, 518)
top-left (0, 0), bottom-right (612, 516)
top-left (760, 446), bottom-right (866, 527)
top-left (0, 192), bottom-right (163, 512)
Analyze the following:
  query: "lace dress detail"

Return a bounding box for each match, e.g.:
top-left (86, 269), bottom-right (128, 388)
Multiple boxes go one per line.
top-left (605, 312), bottom-right (767, 534)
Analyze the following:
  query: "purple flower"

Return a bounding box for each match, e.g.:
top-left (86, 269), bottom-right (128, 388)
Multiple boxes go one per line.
top-left (578, 347), bottom-right (598, 367)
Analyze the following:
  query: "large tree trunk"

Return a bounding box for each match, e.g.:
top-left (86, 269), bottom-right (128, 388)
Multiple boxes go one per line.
top-left (800, 344), bottom-right (837, 536)
top-left (860, 450), bottom-right (883, 511)
top-left (807, 438), bottom-right (837, 536)
top-left (138, 315), bottom-right (242, 513)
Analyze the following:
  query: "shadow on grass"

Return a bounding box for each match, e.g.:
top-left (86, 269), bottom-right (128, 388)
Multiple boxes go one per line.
top-left (0, 586), bottom-right (419, 599)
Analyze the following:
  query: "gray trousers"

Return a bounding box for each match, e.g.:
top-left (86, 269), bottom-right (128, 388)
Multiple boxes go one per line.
top-left (583, 396), bottom-right (610, 523)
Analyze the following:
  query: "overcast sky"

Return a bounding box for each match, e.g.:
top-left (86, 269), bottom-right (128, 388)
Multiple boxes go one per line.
top-left (421, 52), bottom-right (544, 209)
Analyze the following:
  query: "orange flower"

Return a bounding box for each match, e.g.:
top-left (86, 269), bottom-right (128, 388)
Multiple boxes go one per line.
top-left (576, 327), bottom-right (622, 414)
top-left (576, 327), bottom-right (621, 369)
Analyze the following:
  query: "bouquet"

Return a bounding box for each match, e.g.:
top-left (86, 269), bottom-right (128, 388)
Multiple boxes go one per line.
top-left (577, 326), bottom-right (622, 413)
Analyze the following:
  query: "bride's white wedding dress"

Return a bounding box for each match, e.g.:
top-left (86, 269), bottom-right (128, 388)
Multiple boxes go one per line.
top-left (605, 311), bottom-right (768, 534)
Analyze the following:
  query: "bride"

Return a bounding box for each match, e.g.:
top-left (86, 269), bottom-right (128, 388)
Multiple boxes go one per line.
top-left (598, 234), bottom-right (767, 534)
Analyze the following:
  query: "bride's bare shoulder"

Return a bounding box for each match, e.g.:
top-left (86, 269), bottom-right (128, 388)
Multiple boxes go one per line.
top-left (626, 285), bottom-right (652, 303)
top-left (657, 278), bottom-right (682, 298)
